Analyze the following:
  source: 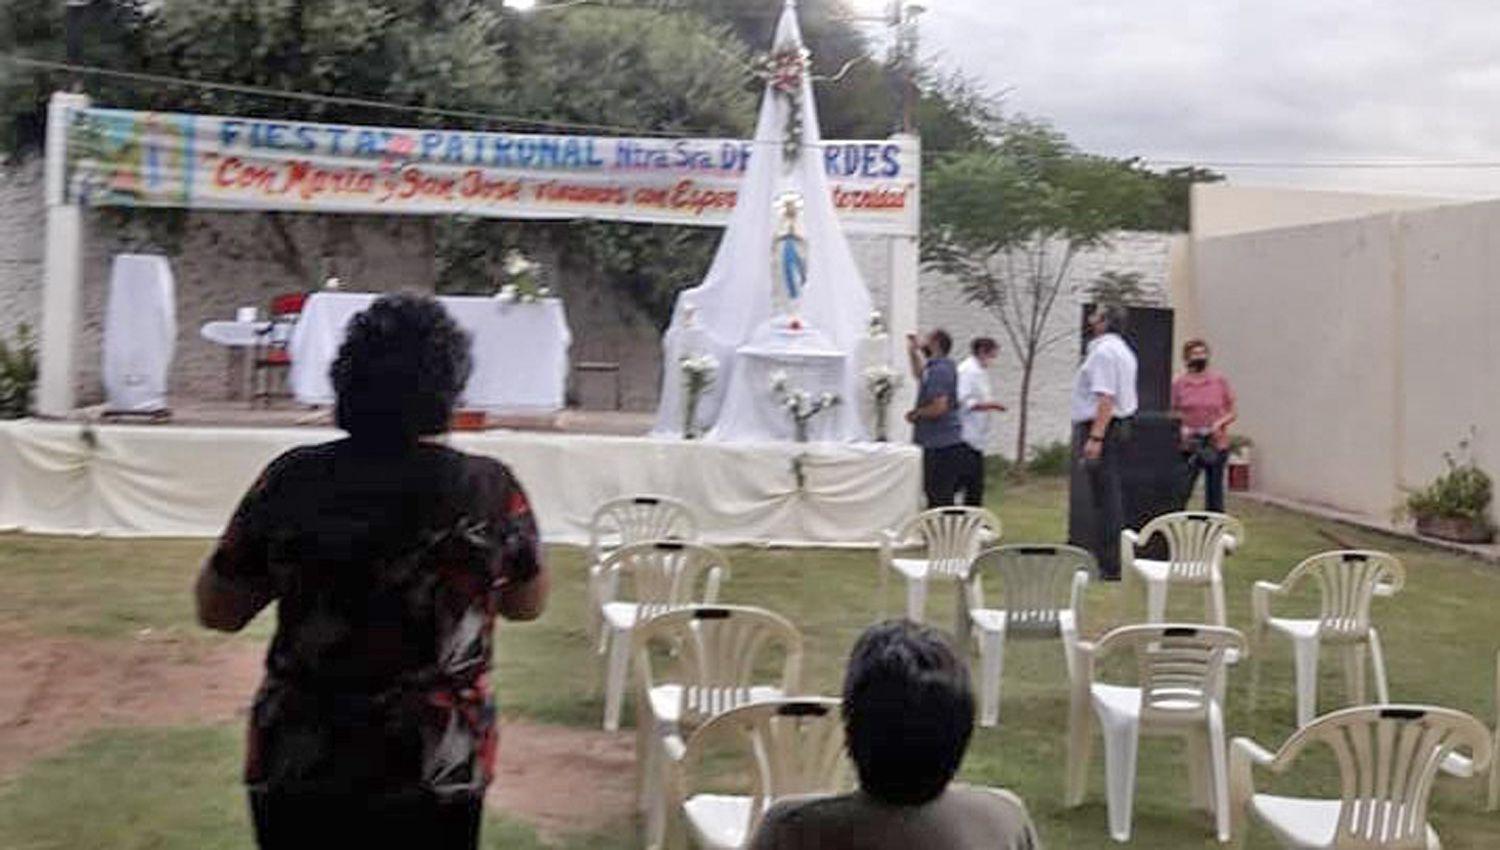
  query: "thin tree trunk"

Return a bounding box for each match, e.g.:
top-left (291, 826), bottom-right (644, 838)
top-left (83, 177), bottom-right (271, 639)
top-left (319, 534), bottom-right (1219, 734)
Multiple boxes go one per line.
top-left (1015, 357), bottom-right (1033, 470)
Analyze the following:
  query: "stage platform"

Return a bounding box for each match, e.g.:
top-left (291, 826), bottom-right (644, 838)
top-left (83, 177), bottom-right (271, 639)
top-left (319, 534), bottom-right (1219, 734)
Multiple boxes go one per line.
top-left (0, 414), bottom-right (921, 547)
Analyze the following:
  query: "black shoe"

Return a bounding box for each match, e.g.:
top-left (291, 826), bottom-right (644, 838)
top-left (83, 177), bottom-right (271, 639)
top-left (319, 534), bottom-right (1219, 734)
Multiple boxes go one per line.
top-left (1098, 572), bottom-right (1122, 583)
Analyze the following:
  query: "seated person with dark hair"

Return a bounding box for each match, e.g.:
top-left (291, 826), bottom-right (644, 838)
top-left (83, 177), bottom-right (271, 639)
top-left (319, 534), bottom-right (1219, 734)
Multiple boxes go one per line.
top-left (749, 620), bottom-right (1041, 850)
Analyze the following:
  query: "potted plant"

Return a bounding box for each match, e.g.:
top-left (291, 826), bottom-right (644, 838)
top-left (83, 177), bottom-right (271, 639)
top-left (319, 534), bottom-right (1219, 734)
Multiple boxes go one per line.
top-left (1226, 435), bottom-right (1253, 492)
top-left (1405, 435), bottom-right (1495, 544)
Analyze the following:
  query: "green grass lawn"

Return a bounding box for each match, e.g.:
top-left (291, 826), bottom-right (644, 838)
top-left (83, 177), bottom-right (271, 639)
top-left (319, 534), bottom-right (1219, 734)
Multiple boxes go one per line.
top-left (2, 477), bottom-right (1499, 847)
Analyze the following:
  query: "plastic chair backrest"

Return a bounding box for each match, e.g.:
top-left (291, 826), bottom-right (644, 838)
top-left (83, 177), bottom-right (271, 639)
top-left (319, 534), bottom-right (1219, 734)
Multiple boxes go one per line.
top-left (635, 605), bottom-right (804, 728)
top-left (681, 698), bottom-right (849, 841)
top-left (1283, 550), bottom-right (1404, 643)
top-left (601, 540), bottom-right (724, 621)
top-left (588, 494), bottom-right (699, 563)
top-left (900, 506), bottom-right (1002, 580)
top-left (970, 544), bottom-right (1094, 637)
top-left (1135, 512), bottom-right (1243, 582)
top-left (1095, 623), bottom-right (1244, 718)
top-left (1274, 705), bottom-right (1492, 848)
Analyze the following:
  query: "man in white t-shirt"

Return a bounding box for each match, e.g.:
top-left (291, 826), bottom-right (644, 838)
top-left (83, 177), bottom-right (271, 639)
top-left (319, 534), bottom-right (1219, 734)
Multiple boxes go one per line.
top-left (956, 338), bottom-right (1006, 506)
top-left (1071, 305), bottom-right (1139, 580)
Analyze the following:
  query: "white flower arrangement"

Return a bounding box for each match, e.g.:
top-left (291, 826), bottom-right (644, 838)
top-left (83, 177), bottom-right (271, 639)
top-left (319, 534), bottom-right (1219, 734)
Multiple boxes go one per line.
top-left (496, 250), bottom-right (550, 304)
top-left (867, 309), bottom-right (887, 336)
top-left (680, 353), bottom-right (719, 439)
top-left (864, 364), bottom-right (902, 442)
top-left (770, 370), bottom-right (841, 443)
top-left (323, 276), bottom-right (343, 291)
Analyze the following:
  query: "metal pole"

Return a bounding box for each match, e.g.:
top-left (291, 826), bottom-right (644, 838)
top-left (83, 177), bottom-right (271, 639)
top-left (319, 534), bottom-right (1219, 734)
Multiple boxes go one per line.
top-left (64, 0), bottom-right (91, 91)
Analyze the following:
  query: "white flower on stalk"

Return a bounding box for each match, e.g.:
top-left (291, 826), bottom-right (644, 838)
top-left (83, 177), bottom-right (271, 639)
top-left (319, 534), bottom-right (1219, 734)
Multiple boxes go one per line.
top-left (323, 276), bottom-right (343, 291)
top-left (769, 369), bottom-right (789, 394)
top-left (494, 283), bottom-right (519, 304)
top-left (503, 250), bottom-right (536, 276)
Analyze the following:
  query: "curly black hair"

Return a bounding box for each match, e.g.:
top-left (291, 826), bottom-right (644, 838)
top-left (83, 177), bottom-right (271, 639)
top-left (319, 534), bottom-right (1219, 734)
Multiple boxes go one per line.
top-left (331, 293), bottom-right (472, 443)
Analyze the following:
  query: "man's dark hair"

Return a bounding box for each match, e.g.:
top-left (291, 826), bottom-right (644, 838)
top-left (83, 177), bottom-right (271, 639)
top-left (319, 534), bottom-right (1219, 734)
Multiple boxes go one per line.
top-left (842, 620), bottom-right (974, 806)
top-left (1182, 338), bottom-right (1210, 359)
top-left (971, 337), bottom-right (998, 356)
top-left (929, 329), bottom-right (953, 356)
top-left (332, 293), bottom-right (472, 443)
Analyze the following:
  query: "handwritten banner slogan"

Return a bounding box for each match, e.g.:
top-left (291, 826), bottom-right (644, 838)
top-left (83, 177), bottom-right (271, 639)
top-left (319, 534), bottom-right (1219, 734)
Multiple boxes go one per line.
top-left (63, 108), bottom-right (918, 235)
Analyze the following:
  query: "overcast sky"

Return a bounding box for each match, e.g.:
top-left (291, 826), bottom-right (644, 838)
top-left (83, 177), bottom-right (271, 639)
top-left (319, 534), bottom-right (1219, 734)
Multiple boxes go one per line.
top-left (911, 0), bottom-right (1500, 198)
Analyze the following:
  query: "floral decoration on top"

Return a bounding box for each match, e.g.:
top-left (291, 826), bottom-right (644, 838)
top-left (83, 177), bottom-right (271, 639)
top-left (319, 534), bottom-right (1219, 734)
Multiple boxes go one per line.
top-left (863, 364), bottom-right (902, 442)
top-left (757, 45), bottom-right (810, 165)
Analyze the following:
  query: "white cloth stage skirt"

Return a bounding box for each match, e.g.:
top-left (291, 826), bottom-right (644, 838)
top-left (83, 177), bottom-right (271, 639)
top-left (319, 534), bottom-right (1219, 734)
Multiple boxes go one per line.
top-left (288, 292), bottom-right (572, 411)
top-left (0, 421), bottom-right (921, 546)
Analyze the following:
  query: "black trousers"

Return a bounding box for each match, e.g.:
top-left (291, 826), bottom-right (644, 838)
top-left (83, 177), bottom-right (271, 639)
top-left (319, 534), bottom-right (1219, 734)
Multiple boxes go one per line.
top-left (1076, 420), bottom-right (1127, 578)
top-left (1182, 437), bottom-right (1227, 513)
top-left (250, 791), bottom-right (483, 850)
top-left (922, 443), bottom-right (971, 508)
top-left (955, 445), bottom-right (986, 507)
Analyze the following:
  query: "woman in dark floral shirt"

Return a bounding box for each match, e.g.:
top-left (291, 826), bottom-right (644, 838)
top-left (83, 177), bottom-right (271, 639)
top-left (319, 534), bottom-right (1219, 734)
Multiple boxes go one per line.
top-left (195, 293), bottom-right (549, 850)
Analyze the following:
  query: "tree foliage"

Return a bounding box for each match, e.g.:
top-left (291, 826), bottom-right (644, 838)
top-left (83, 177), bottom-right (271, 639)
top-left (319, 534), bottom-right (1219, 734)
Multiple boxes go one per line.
top-left (922, 117), bottom-right (1162, 460)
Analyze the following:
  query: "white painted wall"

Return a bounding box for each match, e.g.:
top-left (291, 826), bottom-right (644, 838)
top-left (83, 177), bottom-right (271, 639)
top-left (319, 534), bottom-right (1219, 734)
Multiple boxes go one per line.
top-left (1188, 186), bottom-right (1500, 527)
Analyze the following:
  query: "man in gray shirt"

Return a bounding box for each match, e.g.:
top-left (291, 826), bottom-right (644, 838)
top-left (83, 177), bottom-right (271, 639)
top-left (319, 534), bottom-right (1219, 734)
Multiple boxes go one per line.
top-left (906, 329), bottom-right (968, 507)
top-left (749, 621), bottom-right (1042, 850)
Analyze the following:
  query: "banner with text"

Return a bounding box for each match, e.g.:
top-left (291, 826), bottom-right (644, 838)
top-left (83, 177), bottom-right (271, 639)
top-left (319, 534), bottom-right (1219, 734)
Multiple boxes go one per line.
top-left (63, 107), bottom-right (918, 236)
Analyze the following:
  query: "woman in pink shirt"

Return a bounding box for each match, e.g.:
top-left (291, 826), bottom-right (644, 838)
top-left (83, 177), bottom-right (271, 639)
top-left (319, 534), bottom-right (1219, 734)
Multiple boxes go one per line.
top-left (1171, 338), bottom-right (1237, 512)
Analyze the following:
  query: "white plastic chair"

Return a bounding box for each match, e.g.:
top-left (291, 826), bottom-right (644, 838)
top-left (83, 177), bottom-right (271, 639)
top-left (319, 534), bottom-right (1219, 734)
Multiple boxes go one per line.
top-left (1066, 623), bottom-right (1247, 843)
top-left (659, 697), bottom-right (848, 850)
top-left (965, 543), bottom-right (1093, 727)
top-left (598, 540), bottom-right (727, 732)
top-left (1123, 511), bottom-right (1244, 626)
top-left (587, 494), bottom-right (700, 641)
top-left (1252, 550), bottom-right (1403, 728)
top-left (633, 605), bottom-right (805, 848)
top-left (1230, 705), bottom-right (1492, 849)
top-left (1438, 649), bottom-right (1500, 812)
top-left (879, 506), bottom-right (1001, 626)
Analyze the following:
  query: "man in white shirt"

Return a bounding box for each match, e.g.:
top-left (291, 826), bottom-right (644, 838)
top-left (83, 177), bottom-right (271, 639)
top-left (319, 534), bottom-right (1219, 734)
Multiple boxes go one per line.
top-left (956, 338), bottom-right (1006, 506)
top-left (1071, 305), bottom-right (1139, 580)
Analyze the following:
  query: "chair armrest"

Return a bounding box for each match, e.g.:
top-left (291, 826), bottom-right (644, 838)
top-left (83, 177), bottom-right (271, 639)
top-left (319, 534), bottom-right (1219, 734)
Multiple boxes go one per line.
top-left (1229, 737), bottom-right (1277, 840)
top-left (1441, 751), bottom-right (1477, 779)
top-left (1223, 533), bottom-right (1240, 555)
top-left (1251, 580), bottom-right (1283, 626)
top-left (1373, 581), bottom-right (1399, 598)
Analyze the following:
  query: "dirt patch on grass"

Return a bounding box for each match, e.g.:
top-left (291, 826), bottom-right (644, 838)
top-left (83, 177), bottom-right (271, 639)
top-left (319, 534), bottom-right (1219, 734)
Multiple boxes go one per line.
top-left (0, 628), bottom-right (262, 778)
top-left (0, 629), bottom-right (636, 838)
top-left (488, 721), bottom-right (638, 837)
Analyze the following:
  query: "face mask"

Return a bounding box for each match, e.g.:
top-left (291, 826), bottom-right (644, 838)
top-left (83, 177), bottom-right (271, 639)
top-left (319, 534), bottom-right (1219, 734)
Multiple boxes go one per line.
top-left (1187, 358), bottom-right (1208, 372)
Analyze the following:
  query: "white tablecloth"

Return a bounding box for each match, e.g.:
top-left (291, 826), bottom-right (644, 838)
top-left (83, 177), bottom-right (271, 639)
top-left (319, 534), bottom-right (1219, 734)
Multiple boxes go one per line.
top-left (103, 254), bottom-right (176, 412)
top-left (288, 293), bottom-right (572, 411)
top-left (200, 320), bottom-right (272, 347)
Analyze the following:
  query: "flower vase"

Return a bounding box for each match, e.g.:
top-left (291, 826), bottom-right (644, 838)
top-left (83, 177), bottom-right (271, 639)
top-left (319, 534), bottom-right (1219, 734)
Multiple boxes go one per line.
top-left (874, 403), bottom-right (889, 443)
top-left (683, 389), bottom-right (701, 440)
top-left (794, 417), bottom-right (809, 444)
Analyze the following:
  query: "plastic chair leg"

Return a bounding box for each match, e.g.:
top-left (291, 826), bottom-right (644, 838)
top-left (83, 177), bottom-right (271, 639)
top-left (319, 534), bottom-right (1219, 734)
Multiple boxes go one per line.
top-left (1145, 578), bottom-right (1168, 623)
top-left (1101, 716), bottom-right (1142, 842)
top-left (1488, 746), bottom-right (1499, 812)
top-left (1066, 696), bottom-right (1094, 807)
top-left (1368, 629), bottom-right (1391, 704)
top-left (1292, 636), bottom-right (1321, 728)
top-left (978, 628), bottom-right (1006, 727)
top-left (1061, 621), bottom-right (1080, 684)
top-left (906, 577), bottom-right (928, 623)
top-left (603, 626), bottom-right (631, 731)
top-left (1208, 706), bottom-right (1231, 843)
top-left (1187, 732), bottom-right (1211, 812)
top-left (1209, 577), bottom-right (1227, 627)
